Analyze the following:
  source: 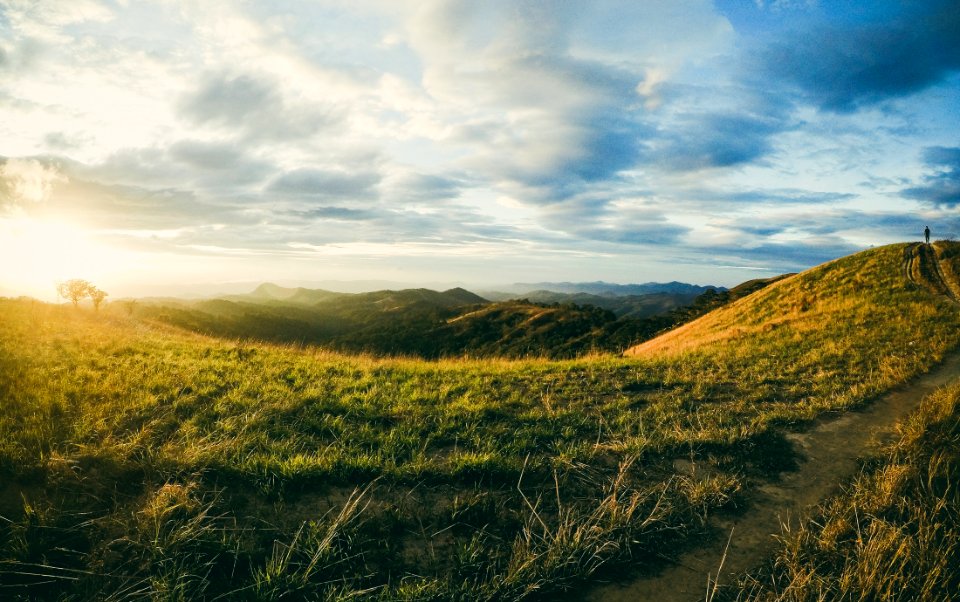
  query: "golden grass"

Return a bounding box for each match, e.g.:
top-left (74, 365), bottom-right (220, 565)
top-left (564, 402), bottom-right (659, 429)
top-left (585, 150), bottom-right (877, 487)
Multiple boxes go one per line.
top-left (2, 242), bottom-right (960, 599)
top-left (628, 243), bottom-right (959, 359)
top-left (732, 382), bottom-right (960, 602)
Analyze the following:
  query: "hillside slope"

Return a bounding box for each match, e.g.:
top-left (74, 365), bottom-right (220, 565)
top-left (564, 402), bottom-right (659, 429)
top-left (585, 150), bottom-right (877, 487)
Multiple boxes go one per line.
top-left (627, 242), bottom-right (960, 360)
top-left (4, 243), bottom-right (960, 600)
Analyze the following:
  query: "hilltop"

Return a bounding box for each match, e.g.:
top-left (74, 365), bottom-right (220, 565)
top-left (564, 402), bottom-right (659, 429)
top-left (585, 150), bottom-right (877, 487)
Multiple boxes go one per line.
top-left (2, 242), bottom-right (960, 600)
top-left (242, 282), bottom-right (348, 305)
top-left (628, 242), bottom-right (960, 360)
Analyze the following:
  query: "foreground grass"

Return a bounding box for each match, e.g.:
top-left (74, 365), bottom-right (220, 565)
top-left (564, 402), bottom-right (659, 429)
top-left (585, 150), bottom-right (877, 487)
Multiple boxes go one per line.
top-left (728, 381), bottom-right (960, 601)
top-left (2, 242), bottom-right (960, 599)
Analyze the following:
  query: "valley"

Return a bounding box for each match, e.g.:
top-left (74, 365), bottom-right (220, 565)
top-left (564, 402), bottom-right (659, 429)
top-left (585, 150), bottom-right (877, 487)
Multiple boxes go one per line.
top-left (126, 276), bottom-right (777, 360)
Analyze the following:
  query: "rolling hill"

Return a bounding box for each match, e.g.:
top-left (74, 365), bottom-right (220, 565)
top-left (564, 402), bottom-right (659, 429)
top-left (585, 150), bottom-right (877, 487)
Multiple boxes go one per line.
top-left (130, 277), bottom-right (779, 358)
top-left (3, 242), bottom-right (960, 600)
top-left (134, 286), bottom-right (488, 351)
top-left (130, 286), bottom-right (681, 358)
top-left (628, 242), bottom-right (960, 361)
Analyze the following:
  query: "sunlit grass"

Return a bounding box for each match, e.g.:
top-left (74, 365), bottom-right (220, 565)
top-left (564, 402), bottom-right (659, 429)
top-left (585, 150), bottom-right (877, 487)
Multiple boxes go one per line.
top-left (729, 381), bottom-right (960, 602)
top-left (2, 242), bottom-right (960, 599)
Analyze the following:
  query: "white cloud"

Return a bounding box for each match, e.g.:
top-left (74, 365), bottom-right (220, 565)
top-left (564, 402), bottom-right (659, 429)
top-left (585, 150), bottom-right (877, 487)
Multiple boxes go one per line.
top-left (0, 158), bottom-right (67, 206)
top-left (0, 0), bottom-right (956, 292)
top-left (0, 0), bottom-right (114, 41)
top-left (389, 0), bottom-right (734, 201)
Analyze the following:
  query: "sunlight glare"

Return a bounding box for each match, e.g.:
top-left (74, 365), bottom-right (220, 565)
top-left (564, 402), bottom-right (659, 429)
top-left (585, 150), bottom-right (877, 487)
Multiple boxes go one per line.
top-left (0, 217), bottom-right (127, 300)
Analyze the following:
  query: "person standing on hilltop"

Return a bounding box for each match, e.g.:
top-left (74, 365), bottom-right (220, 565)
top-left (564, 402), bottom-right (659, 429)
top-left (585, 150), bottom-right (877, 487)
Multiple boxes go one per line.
top-left (925, 225), bottom-right (931, 244)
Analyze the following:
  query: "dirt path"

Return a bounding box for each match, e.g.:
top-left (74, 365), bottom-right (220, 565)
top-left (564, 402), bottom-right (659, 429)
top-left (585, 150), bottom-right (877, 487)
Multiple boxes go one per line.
top-left (928, 243), bottom-right (960, 302)
top-left (584, 351), bottom-right (960, 602)
top-left (586, 246), bottom-right (960, 602)
top-left (903, 242), bottom-right (960, 302)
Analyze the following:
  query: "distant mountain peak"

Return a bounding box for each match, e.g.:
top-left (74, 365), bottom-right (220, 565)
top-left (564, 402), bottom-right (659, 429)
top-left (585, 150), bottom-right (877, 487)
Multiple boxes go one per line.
top-left (251, 282), bottom-right (298, 300)
top-left (242, 283), bottom-right (343, 305)
top-left (442, 287), bottom-right (488, 304)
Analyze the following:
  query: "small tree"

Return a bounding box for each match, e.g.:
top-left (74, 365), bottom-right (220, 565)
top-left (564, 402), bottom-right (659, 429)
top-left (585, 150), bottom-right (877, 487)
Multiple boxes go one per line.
top-left (90, 287), bottom-right (108, 311)
top-left (57, 279), bottom-right (94, 308)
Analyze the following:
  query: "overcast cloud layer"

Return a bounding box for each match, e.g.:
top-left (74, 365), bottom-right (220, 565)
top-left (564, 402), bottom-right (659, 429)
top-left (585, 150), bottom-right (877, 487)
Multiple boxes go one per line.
top-left (1, 0), bottom-right (959, 296)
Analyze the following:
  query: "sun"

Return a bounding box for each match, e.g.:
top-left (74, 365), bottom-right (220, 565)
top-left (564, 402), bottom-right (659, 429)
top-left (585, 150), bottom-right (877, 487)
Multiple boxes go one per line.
top-left (0, 216), bottom-right (122, 300)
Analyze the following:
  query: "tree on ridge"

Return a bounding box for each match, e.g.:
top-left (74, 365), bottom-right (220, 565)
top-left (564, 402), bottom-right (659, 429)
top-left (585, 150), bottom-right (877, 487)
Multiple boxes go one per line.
top-left (56, 279), bottom-right (108, 310)
top-left (90, 287), bottom-right (108, 311)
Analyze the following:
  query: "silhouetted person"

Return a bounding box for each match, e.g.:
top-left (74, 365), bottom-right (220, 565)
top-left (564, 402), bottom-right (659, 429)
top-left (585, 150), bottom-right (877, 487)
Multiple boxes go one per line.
top-left (925, 226), bottom-right (930, 244)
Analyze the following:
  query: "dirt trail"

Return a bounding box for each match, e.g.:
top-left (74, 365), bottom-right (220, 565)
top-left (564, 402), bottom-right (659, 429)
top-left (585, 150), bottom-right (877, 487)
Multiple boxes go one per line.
top-left (903, 242), bottom-right (960, 302)
top-left (586, 245), bottom-right (960, 602)
top-left (928, 243), bottom-right (960, 302)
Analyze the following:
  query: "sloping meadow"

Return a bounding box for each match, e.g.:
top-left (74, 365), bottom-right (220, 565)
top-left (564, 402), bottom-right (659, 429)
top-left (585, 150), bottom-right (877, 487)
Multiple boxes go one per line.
top-left (2, 243), bottom-right (960, 599)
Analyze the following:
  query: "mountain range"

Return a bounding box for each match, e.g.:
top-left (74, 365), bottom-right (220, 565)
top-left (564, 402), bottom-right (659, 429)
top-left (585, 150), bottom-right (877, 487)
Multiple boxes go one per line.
top-left (128, 278), bottom-right (777, 359)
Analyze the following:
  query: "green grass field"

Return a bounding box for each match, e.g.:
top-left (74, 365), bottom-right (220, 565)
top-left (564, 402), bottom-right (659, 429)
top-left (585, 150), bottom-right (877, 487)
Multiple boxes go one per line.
top-left (2, 242), bottom-right (959, 599)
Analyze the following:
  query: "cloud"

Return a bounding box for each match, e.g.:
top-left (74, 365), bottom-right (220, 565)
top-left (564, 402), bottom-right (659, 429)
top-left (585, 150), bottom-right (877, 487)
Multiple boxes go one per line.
top-left (753, 0), bottom-right (816, 11)
top-left (43, 131), bottom-right (84, 150)
top-left (652, 112), bottom-right (787, 171)
top-left (402, 0), bottom-right (732, 201)
top-left (692, 188), bottom-right (857, 206)
top-left (0, 0), bottom-right (113, 42)
top-left (180, 74), bottom-right (273, 124)
top-left (60, 143), bottom-right (275, 193)
top-left (716, 238), bottom-right (861, 271)
top-left (443, 53), bottom-right (647, 195)
top-left (569, 113), bottom-right (647, 181)
top-left (2, 0), bottom-right (957, 290)
top-left (41, 177), bottom-right (240, 231)
top-left (169, 140), bottom-right (253, 171)
top-left (177, 72), bottom-right (341, 141)
top-left (903, 146), bottom-right (960, 208)
top-left (0, 157), bottom-right (67, 208)
top-left (284, 206), bottom-right (377, 222)
top-left (574, 221), bottom-right (688, 246)
top-left (701, 208), bottom-right (944, 254)
top-left (533, 194), bottom-right (689, 246)
top-left (0, 156), bottom-right (259, 233)
top-left (266, 168), bottom-right (382, 200)
top-left (384, 171), bottom-right (464, 203)
top-left (757, 1), bottom-right (960, 112)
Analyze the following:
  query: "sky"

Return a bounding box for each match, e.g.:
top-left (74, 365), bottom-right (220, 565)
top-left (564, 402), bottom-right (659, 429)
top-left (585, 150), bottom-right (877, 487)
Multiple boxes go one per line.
top-left (1, 0), bottom-right (959, 299)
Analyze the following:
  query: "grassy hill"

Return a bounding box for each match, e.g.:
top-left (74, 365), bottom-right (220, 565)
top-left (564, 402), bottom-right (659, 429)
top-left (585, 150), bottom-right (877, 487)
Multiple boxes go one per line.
top-left (134, 287), bottom-right (487, 353)
top-left (629, 243), bottom-right (957, 374)
top-left (2, 242), bottom-right (959, 600)
top-left (133, 286), bottom-right (689, 358)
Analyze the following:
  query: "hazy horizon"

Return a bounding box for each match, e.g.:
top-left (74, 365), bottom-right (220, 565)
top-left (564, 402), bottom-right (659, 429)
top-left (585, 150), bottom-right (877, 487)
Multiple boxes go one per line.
top-left (2, 1), bottom-right (958, 301)
top-left (3, 274), bottom-right (733, 303)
